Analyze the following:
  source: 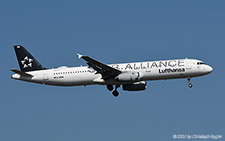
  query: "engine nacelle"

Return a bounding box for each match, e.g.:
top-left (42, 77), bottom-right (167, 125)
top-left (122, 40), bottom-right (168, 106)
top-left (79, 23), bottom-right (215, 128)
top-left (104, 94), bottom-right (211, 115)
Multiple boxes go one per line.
top-left (122, 81), bottom-right (147, 91)
top-left (116, 71), bottom-right (140, 82)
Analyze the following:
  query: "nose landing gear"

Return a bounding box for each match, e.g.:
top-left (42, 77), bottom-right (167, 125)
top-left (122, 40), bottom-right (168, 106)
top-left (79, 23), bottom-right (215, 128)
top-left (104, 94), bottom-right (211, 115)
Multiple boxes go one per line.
top-left (187, 77), bottom-right (193, 88)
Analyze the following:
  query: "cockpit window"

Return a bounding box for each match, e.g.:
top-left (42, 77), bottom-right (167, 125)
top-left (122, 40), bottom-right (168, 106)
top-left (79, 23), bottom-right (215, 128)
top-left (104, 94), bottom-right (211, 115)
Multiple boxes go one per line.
top-left (197, 62), bottom-right (205, 65)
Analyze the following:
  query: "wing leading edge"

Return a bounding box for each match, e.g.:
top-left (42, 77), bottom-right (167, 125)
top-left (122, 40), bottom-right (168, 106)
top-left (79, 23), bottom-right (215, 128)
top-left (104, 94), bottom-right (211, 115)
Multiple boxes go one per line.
top-left (77, 54), bottom-right (121, 80)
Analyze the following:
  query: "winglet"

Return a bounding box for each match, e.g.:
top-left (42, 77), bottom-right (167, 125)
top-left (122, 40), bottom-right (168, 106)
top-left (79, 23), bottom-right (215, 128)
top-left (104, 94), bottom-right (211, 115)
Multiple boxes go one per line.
top-left (77, 53), bottom-right (83, 59)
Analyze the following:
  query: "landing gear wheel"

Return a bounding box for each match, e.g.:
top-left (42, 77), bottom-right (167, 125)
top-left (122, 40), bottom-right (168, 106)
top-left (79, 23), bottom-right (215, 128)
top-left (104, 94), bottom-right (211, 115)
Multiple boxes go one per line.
top-left (107, 85), bottom-right (113, 91)
top-left (187, 77), bottom-right (193, 88)
top-left (112, 90), bottom-right (119, 97)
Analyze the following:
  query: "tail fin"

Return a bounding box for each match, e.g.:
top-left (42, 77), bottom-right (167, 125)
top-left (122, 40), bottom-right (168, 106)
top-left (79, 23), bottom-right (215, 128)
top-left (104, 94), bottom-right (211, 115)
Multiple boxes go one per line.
top-left (14, 45), bottom-right (46, 72)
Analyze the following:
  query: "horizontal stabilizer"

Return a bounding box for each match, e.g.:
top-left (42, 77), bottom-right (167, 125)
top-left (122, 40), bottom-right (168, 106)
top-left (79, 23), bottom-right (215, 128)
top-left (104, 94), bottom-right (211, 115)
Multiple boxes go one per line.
top-left (10, 69), bottom-right (33, 77)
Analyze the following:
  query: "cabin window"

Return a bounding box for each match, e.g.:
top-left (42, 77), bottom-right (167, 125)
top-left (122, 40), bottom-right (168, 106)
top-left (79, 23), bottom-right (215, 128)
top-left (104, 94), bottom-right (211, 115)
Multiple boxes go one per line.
top-left (197, 62), bottom-right (205, 65)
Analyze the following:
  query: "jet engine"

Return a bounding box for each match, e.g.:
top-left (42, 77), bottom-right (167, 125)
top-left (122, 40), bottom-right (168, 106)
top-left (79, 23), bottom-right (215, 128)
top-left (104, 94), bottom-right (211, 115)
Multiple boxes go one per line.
top-left (116, 71), bottom-right (140, 82)
top-left (122, 81), bottom-right (147, 91)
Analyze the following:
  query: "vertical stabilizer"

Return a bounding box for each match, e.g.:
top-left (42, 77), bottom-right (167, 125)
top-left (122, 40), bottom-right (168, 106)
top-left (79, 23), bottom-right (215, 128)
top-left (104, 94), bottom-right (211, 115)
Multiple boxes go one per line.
top-left (14, 45), bottom-right (46, 72)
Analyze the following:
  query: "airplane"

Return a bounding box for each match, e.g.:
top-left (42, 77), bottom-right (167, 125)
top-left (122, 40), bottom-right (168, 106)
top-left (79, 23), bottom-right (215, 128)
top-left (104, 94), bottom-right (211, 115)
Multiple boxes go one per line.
top-left (11, 45), bottom-right (213, 97)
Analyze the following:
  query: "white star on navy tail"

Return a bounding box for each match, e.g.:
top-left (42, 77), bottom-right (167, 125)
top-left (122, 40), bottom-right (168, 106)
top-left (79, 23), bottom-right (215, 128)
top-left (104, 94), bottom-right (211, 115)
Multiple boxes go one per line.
top-left (21, 56), bottom-right (33, 68)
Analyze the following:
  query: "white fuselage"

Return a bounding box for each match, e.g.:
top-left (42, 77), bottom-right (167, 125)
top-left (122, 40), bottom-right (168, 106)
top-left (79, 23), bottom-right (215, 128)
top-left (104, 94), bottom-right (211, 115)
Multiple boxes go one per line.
top-left (11, 59), bottom-right (213, 86)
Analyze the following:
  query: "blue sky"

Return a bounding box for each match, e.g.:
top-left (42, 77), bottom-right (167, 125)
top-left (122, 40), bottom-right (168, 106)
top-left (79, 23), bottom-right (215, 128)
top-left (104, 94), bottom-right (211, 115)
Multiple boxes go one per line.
top-left (1, 0), bottom-right (225, 140)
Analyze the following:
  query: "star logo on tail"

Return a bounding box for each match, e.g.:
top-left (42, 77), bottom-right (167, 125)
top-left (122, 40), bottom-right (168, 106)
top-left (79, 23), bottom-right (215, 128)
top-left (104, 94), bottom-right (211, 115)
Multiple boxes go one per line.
top-left (21, 56), bottom-right (33, 68)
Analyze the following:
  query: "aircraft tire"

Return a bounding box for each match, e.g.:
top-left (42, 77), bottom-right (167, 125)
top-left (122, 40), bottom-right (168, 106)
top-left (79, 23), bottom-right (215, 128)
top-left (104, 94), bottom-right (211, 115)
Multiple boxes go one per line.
top-left (107, 85), bottom-right (114, 91)
top-left (188, 83), bottom-right (193, 88)
top-left (112, 90), bottom-right (119, 97)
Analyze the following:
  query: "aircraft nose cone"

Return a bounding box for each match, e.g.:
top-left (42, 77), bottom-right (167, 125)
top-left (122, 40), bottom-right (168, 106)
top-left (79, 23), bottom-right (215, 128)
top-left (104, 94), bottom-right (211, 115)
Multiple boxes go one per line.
top-left (206, 65), bottom-right (213, 74)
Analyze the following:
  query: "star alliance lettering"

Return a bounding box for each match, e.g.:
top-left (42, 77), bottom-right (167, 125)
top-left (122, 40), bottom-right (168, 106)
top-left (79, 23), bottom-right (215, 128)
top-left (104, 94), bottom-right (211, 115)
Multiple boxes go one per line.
top-left (112, 60), bottom-right (185, 70)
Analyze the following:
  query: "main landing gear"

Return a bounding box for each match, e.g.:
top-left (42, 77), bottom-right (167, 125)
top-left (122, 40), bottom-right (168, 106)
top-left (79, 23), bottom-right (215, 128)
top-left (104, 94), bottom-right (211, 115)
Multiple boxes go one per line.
top-left (107, 84), bottom-right (120, 97)
top-left (187, 77), bottom-right (193, 88)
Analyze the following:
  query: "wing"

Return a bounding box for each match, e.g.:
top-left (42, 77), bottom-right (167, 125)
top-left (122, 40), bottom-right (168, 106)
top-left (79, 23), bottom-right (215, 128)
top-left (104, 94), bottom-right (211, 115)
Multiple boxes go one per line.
top-left (77, 54), bottom-right (121, 80)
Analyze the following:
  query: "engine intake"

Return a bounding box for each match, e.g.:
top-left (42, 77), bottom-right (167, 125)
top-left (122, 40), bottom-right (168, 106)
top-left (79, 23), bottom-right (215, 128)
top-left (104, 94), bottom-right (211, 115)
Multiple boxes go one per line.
top-left (123, 81), bottom-right (147, 91)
